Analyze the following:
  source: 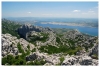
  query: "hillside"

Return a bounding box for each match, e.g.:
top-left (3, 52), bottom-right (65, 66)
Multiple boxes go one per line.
top-left (2, 19), bottom-right (98, 65)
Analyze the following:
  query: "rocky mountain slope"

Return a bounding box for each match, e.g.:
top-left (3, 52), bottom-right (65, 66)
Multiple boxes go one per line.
top-left (2, 34), bottom-right (34, 57)
top-left (2, 19), bottom-right (98, 65)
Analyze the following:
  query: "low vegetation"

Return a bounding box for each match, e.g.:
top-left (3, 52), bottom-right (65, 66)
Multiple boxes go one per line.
top-left (2, 40), bottom-right (46, 65)
top-left (2, 54), bottom-right (26, 65)
top-left (2, 19), bottom-right (21, 39)
top-left (27, 59), bottom-right (46, 65)
top-left (2, 54), bottom-right (46, 65)
top-left (31, 48), bottom-right (36, 52)
top-left (39, 44), bottom-right (82, 55)
top-left (59, 56), bottom-right (65, 65)
top-left (91, 54), bottom-right (98, 59)
top-left (28, 32), bottom-right (49, 44)
top-left (17, 43), bottom-right (24, 53)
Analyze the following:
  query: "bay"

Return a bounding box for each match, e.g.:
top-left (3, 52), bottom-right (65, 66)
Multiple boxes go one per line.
top-left (35, 23), bottom-right (98, 36)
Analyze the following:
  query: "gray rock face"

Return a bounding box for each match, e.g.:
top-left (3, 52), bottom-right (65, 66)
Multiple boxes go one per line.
top-left (26, 52), bottom-right (98, 66)
top-left (17, 23), bottom-right (53, 39)
top-left (17, 24), bottom-right (41, 39)
top-left (26, 52), bottom-right (60, 65)
top-left (62, 29), bottom-right (98, 52)
top-left (36, 31), bottom-right (56, 46)
top-left (62, 55), bottom-right (98, 66)
top-left (63, 29), bottom-right (81, 39)
top-left (26, 53), bottom-right (38, 61)
top-left (88, 44), bottom-right (98, 59)
top-left (17, 23), bottom-right (57, 46)
top-left (2, 33), bottom-right (34, 57)
top-left (2, 34), bottom-right (19, 57)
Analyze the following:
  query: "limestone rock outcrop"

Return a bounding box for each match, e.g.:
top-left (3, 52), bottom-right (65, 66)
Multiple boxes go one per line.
top-left (26, 52), bottom-right (60, 65)
top-left (62, 55), bottom-right (98, 66)
top-left (17, 23), bottom-right (54, 39)
top-left (88, 44), bottom-right (98, 59)
top-left (26, 52), bottom-right (98, 66)
top-left (2, 33), bottom-right (34, 57)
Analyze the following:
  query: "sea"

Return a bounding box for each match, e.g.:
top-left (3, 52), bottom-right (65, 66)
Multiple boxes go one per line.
top-left (35, 23), bottom-right (98, 36)
top-left (6, 17), bottom-right (98, 36)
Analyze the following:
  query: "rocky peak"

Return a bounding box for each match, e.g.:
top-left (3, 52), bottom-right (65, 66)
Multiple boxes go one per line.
top-left (17, 23), bottom-right (53, 39)
top-left (68, 29), bottom-right (81, 35)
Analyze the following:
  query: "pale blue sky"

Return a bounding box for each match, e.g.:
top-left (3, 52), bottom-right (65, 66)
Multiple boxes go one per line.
top-left (2, 2), bottom-right (98, 18)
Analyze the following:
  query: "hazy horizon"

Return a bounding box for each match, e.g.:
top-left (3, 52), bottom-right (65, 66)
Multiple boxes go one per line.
top-left (2, 17), bottom-right (98, 19)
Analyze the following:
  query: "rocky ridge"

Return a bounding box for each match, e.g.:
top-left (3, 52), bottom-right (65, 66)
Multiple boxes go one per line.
top-left (17, 23), bottom-right (54, 39)
top-left (17, 24), bottom-right (57, 46)
top-left (2, 22), bottom-right (98, 65)
top-left (2, 33), bottom-right (98, 66)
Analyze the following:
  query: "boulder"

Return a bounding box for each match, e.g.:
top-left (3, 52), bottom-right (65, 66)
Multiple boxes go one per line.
top-left (26, 52), bottom-right (60, 65)
top-left (62, 55), bottom-right (98, 66)
top-left (26, 53), bottom-right (38, 61)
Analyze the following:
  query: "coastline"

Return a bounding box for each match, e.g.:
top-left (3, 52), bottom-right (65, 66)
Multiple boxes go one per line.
top-left (40, 22), bottom-right (98, 28)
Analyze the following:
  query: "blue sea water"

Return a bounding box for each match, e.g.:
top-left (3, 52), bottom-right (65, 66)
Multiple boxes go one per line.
top-left (6, 17), bottom-right (98, 36)
top-left (35, 23), bottom-right (98, 36)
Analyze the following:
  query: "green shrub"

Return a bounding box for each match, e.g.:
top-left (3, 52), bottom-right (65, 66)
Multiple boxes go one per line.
top-left (39, 44), bottom-right (82, 55)
top-left (91, 54), bottom-right (98, 59)
top-left (39, 45), bottom-right (68, 54)
top-left (27, 61), bottom-right (34, 65)
top-left (27, 59), bottom-right (46, 65)
top-left (33, 59), bottom-right (46, 65)
top-left (31, 48), bottom-right (36, 52)
top-left (2, 57), bottom-right (7, 65)
top-left (59, 56), bottom-right (64, 64)
top-left (14, 55), bottom-right (26, 65)
top-left (17, 43), bottom-right (24, 53)
top-left (56, 36), bottom-right (61, 43)
top-left (28, 32), bottom-right (49, 43)
top-left (26, 50), bottom-right (30, 55)
top-left (27, 45), bottom-right (30, 50)
top-left (2, 55), bottom-right (15, 65)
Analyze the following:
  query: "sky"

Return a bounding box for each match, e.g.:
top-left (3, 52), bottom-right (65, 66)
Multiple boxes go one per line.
top-left (2, 2), bottom-right (98, 18)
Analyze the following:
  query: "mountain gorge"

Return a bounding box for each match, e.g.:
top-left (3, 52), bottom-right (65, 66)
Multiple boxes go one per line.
top-left (2, 19), bottom-right (98, 65)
